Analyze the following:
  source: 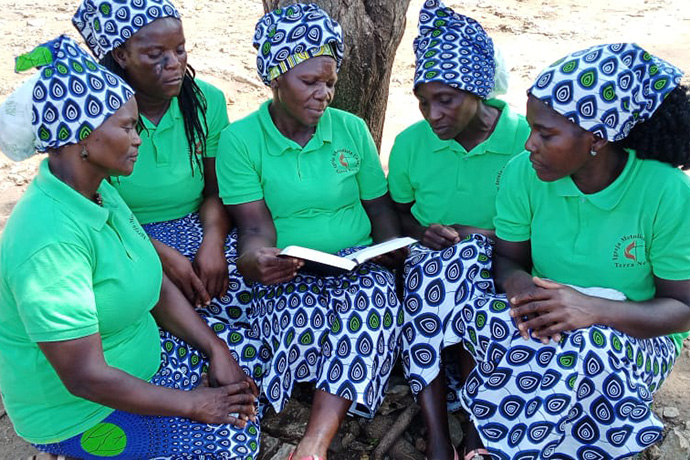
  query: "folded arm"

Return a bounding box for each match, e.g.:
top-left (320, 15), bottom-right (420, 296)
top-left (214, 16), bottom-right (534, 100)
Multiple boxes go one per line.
top-left (496, 237), bottom-right (690, 341)
top-left (38, 332), bottom-right (255, 426)
top-left (153, 274), bottom-right (258, 394)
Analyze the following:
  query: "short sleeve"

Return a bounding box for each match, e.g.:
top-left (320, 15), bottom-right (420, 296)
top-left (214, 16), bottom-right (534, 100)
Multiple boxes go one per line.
top-left (649, 173), bottom-right (690, 281)
top-left (8, 243), bottom-right (98, 342)
top-left (494, 153), bottom-right (533, 242)
top-left (200, 82), bottom-right (230, 159)
top-left (216, 127), bottom-right (264, 205)
top-left (354, 118), bottom-right (388, 200)
top-left (387, 134), bottom-right (414, 204)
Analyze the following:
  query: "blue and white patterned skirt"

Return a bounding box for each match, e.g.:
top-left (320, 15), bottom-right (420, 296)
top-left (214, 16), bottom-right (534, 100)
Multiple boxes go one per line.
top-left (142, 212), bottom-right (252, 325)
top-left (401, 234), bottom-right (494, 409)
top-left (458, 294), bottom-right (676, 459)
top-left (35, 318), bottom-right (269, 459)
top-left (249, 248), bottom-right (403, 418)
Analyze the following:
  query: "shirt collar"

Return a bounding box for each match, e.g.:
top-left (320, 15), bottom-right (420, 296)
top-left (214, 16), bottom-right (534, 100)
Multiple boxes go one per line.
top-left (258, 100), bottom-right (333, 156)
top-left (426, 98), bottom-right (518, 157)
top-left (140, 96), bottom-right (182, 131)
top-left (34, 159), bottom-right (116, 230)
top-left (552, 150), bottom-right (637, 210)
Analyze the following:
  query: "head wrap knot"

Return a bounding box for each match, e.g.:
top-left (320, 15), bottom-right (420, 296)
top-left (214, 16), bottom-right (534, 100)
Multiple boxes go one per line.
top-left (253, 3), bottom-right (344, 86)
top-left (0, 35), bottom-right (134, 161)
top-left (72, 0), bottom-right (180, 60)
top-left (529, 43), bottom-right (684, 141)
top-left (413, 0), bottom-right (496, 99)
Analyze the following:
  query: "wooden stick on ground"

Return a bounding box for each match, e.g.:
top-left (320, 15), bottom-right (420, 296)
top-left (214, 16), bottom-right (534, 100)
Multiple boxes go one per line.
top-left (372, 402), bottom-right (420, 460)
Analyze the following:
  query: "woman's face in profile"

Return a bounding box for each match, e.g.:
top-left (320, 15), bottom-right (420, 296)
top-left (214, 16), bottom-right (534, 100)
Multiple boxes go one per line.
top-left (414, 81), bottom-right (479, 141)
top-left (525, 94), bottom-right (593, 182)
top-left (271, 56), bottom-right (337, 128)
top-left (113, 17), bottom-right (187, 101)
top-left (82, 97), bottom-right (142, 177)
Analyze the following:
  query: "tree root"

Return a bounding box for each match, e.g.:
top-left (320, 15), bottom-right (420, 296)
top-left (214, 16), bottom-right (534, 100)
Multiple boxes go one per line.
top-left (372, 402), bottom-right (420, 460)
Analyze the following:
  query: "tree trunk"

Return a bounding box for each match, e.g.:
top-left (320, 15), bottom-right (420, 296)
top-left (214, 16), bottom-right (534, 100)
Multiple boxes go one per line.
top-left (262, 0), bottom-right (411, 150)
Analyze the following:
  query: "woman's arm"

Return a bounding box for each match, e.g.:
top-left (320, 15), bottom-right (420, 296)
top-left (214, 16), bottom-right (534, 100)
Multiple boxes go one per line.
top-left (150, 238), bottom-right (210, 308)
top-left (494, 238), bottom-right (534, 296)
top-left (195, 157), bottom-right (233, 300)
top-left (493, 238), bottom-right (543, 338)
top-left (38, 334), bottom-right (256, 427)
top-left (362, 193), bottom-right (408, 268)
top-left (361, 193), bottom-right (402, 244)
top-left (395, 201), bottom-right (460, 250)
top-left (153, 274), bottom-right (258, 394)
top-left (497, 237), bottom-right (690, 341)
top-left (510, 276), bottom-right (690, 341)
top-left (227, 200), bottom-right (302, 284)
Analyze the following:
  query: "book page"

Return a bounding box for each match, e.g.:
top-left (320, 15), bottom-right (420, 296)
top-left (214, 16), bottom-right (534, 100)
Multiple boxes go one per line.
top-left (343, 237), bottom-right (417, 264)
top-left (279, 246), bottom-right (357, 272)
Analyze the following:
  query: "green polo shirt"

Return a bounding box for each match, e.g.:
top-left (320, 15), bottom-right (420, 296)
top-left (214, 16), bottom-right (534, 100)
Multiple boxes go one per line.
top-left (388, 99), bottom-right (529, 229)
top-left (0, 160), bottom-right (163, 443)
top-left (113, 79), bottom-right (229, 224)
top-left (495, 151), bottom-right (690, 354)
top-left (217, 101), bottom-right (388, 254)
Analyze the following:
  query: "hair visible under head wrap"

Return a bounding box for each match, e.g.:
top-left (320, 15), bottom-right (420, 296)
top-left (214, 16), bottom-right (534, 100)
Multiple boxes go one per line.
top-left (529, 43), bottom-right (684, 142)
top-left (253, 3), bottom-right (344, 86)
top-left (413, 0), bottom-right (498, 99)
top-left (0, 35), bottom-right (134, 161)
top-left (72, 0), bottom-right (180, 61)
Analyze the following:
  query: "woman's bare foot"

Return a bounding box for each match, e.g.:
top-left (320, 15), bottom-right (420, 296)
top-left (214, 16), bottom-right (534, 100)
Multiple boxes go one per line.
top-left (461, 419), bottom-right (488, 460)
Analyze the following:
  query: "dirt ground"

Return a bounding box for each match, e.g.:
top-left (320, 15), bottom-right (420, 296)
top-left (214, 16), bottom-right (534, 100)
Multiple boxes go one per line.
top-left (0, 0), bottom-right (689, 458)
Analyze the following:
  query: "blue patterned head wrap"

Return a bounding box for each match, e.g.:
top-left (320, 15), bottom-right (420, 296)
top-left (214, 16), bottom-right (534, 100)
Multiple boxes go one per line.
top-left (529, 43), bottom-right (684, 141)
top-left (0, 35), bottom-right (134, 160)
top-left (72, 0), bottom-right (180, 60)
top-left (253, 3), bottom-right (344, 86)
top-left (413, 0), bottom-right (495, 99)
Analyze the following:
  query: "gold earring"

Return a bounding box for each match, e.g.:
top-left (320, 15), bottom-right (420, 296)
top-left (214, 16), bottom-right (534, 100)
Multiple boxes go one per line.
top-left (80, 145), bottom-right (89, 161)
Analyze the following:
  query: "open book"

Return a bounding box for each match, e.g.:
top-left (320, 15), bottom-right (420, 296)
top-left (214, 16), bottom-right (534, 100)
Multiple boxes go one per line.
top-left (279, 237), bottom-right (417, 276)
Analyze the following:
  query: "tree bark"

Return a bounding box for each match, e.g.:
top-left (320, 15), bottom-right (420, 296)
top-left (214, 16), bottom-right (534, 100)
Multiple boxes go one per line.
top-left (262, 0), bottom-right (411, 150)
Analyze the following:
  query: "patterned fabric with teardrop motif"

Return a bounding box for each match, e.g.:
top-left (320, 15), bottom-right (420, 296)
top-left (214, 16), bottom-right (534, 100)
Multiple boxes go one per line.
top-left (253, 3), bottom-right (344, 85)
top-left (529, 43), bottom-right (684, 141)
top-left (17, 35), bottom-right (133, 153)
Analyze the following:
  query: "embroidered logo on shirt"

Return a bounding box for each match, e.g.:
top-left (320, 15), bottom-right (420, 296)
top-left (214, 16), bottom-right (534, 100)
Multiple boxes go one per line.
top-left (612, 234), bottom-right (647, 268)
top-left (495, 165), bottom-right (507, 189)
top-left (331, 148), bottom-right (360, 174)
top-left (129, 214), bottom-right (149, 241)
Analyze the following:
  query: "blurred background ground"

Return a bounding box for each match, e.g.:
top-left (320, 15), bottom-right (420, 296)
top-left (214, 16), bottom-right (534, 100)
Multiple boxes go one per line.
top-left (0, 0), bottom-right (689, 458)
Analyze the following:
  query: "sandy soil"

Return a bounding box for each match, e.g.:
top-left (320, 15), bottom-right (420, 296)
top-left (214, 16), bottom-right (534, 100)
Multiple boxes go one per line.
top-left (0, 0), bottom-right (689, 458)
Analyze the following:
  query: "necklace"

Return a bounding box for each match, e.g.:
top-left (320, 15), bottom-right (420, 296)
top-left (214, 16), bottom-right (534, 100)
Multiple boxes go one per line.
top-left (94, 193), bottom-right (103, 206)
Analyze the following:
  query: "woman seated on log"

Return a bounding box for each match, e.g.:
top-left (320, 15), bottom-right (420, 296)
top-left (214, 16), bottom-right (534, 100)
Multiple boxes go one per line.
top-left (387, 1), bottom-right (529, 458)
top-left (0, 36), bottom-right (264, 460)
top-left (456, 43), bottom-right (690, 459)
top-left (72, 0), bottom-right (253, 325)
top-left (215, 4), bottom-right (405, 459)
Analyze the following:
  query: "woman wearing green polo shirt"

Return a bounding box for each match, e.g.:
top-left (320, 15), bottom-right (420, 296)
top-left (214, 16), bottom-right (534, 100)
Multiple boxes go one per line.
top-left (455, 44), bottom-right (690, 458)
top-left (216, 4), bottom-right (404, 459)
top-left (72, 0), bottom-right (252, 324)
top-left (387, 2), bottom-right (529, 458)
top-left (0, 36), bottom-right (264, 459)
